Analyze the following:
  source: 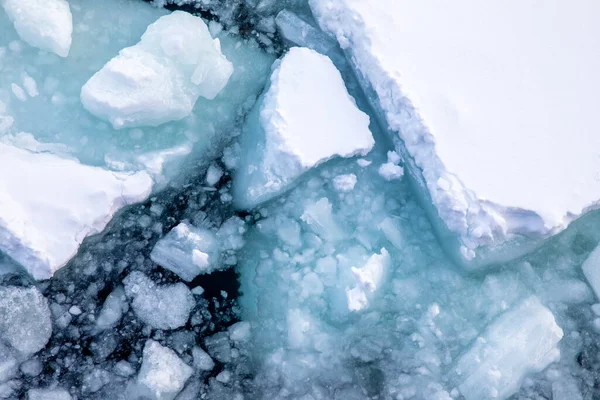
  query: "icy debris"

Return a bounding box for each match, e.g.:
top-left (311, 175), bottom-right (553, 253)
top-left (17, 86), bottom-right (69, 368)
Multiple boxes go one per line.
top-left (192, 346), bottom-right (215, 372)
top-left (20, 358), bottom-right (42, 377)
top-left (552, 378), bottom-right (583, 400)
top-left (233, 46), bottom-right (373, 208)
top-left (301, 197), bottom-right (344, 241)
top-left (137, 340), bottom-right (193, 400)
top-left (332, 173), bottom-right (357, 193)
top-left (124, 271), bottom-right (194, 330)
top-left (95, 286), bottom-right (126, 332)
top-left (0, 286), bottom-right (51, 355)
top-left (1, 0), bottom-right (72, 57)
top-left (449, 296), bottom-right (563, 400)
top-left (310, 0), bottom-right (600, 267)
top-left (151, 222), bottom-right (221, 281)
top-left (0, 143), bottom-right (153, 280)
top-left (81, 11), bottom-right (233, 129)
top-left (27, 388), bottom-right (72, 400)
top-left (582, 242), bottom-right (600, 299)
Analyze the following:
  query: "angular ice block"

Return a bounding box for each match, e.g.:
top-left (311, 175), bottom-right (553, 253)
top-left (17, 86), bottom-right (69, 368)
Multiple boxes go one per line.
top-left (449, 296), bottom-right (563, 400)
top-left (309, 0), bottom-right (600, 267)
top-left (233, 47), bottom-right (374, 209)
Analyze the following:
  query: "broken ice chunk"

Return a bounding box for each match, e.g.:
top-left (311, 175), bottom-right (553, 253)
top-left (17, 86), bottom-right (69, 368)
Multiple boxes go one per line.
top-left (0, 286), bottom-right (52, 355)
top-left (80, 11), bottom-right (233, 129)
top-left (95, 286), bottom-right (126, 332)
top-left (137, 340), bottom-right (193, 400)
top-left (123, 271), bottom-right (194, 330)
top-left (150, 223), bottom-right (221, 281)
top-left (301, 197), bottom-right (344, 242)
top-left (332, 173), bottom-right (357, 192)
top-left (345, 249), bottom-right (389, 312)
top-left (582, 243), bottom-right (600, 300)
top-left (0, 143), bottom-right (153, 280)
top-left (27, 388), bottom-right (72, 400)
top-left (192, 346), bottom-right (215, 371)
top-left (310, 0), bottom-right (600, 268)
top-left (233, 46), bottom-right (373, 209)
top-left (2, 0), bottom-right (72, 57)
top-left (449, 296), bottom-right (563, 400)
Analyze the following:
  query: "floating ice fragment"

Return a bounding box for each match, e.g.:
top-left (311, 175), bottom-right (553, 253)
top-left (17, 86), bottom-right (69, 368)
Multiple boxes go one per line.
top-left (1, 0), bottom-right (72, 57)
top-left (150, 222), bottom-right (220, 281)
top-left (233, 46), bottom-right (373, 208)
top-left (137, 340), bottom-right (193, 400)
top-left (332, 173), bottom-right (357, 192)
top-left (124, 272), bottom-right (194, 330)
top-left (0, 286), bottom-right (51, 355)
top-left (27, 388), bottom-right (72, 400)
top-left (81, 11), bottom-right (233, 129)
top-left (582, 243), bottom-right (600, 300)
top-left (449, 296), bottom-right (563, 400)
top-left (192, 346), bottom-right (215, 371)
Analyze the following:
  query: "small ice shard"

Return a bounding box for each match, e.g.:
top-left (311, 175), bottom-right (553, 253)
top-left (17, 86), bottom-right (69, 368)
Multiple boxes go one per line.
top-left (582, 243), bottom-right (600, 299)
top-left (150, 223), bottom-right (220, 282)
top-left (228, 321), bottom-right (251, 343)
top-left (123, 271), bottom-right (194, 330)
top-left (205, 164), bottom-right (224, 186)
top-left (137, 340), bottom-right (193, 400)
top-left (1, 0), bottom-right (72, 57)
top-left (95, 286), bottom-right (126, 332)
top-left (27, 388), bottom-right (72, 400)
top-left (301, 197), bottom-right (344, 242)
top-left (81, 11), bottom-right (233, 129)
top-left (192, 346), bottom-right (215, 371)
top-left (449, 296), bottom-right (563, 400)
top-left (0, 143), bottom-right (153, 280)
top-left (0, 286), bottom-right (52, 355)
top-left (233, 46), bottom-right (373, 209)
top-left (378, 151), bottom-right (404, 181)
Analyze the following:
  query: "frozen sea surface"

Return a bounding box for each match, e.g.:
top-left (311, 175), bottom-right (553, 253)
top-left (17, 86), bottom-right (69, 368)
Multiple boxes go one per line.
top-left (0, 1), bottom-right (600, 400)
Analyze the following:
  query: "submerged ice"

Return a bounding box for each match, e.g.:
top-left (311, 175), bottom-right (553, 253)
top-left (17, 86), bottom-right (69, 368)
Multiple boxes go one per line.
top-left (0, 0), bottom-right (599, 399)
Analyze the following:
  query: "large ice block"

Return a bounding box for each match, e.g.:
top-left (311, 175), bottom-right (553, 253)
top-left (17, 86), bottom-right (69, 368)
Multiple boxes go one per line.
top-left (309, 0), bottom-right (600, 267)
top-left (0, 143), bottom-right (152, 280)
top-left (81, 11), bottom-right (233, 129)
top-left (449, 296), bottom-right (563, 400)
top-left (233, 46), bottom-right (374, 209)
top-left (1, 0), bottom-right (72, 57)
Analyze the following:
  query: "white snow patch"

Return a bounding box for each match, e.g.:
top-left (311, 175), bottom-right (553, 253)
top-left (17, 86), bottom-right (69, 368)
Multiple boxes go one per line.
top-left (0, 143), bottom-right (153, 280)
top-left (81, 11), bottom-right (233, 129)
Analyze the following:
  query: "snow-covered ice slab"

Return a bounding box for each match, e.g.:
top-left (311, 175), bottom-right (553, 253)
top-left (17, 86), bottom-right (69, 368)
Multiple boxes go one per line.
top-left (81, 11), bottom-right (233, 129)
top-left (309, 0), bottom-right (600, 267)
top-left (233, 46), bottom-right (373, 208)
top-left (150, 222), bottom-right (220, 281)
top-left (448, 296), bottom-right (563, 400)
top-left (0, 143), bottom-right (152, 280)
top-left (1, 0), bottom-right (72, 57)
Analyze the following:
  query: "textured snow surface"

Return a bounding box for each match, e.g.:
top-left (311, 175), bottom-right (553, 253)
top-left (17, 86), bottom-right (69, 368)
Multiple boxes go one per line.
top-left (81, 11), bottom-right (233, 129)
top-left (1, 0), bottom-right (72, 57)
top-left (233, 46), bottom-right (373, 208)
top-left (309, 0), bottom-right (600, 266)
top-left (0, 143), bottom-right (153, 280)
